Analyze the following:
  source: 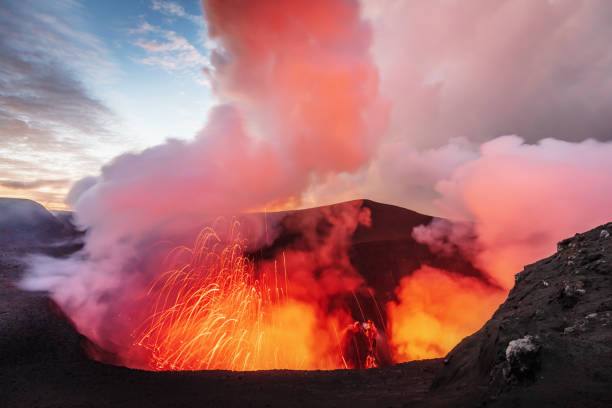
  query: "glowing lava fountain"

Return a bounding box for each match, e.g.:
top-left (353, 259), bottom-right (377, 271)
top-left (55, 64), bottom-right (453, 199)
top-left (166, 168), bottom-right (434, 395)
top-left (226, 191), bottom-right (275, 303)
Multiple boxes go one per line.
top-left (133, 221), bottom-right (346, 371)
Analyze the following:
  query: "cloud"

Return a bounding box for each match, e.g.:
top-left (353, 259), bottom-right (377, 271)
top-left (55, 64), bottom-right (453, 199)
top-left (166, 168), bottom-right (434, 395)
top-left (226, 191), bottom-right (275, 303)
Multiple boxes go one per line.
top-left (0, 178), bottom-right (71, 208)
top-left (383, 135), bottom-right (612, 360)
top-left (0, 1), bottom-right (114, 142)
top-left (18, 0), bottom-right (612, 368)
top-left (24, 0), bottom-right (388, 363)
top-left (0, 0), bottom-right (120, 207)
top-left (141, 1), bottom-right (210, 74)
top-left (151, 0), bottom-right (203, 25)
top-left (0, 50), bottom-right (112, 140)
top-left (425, 136), bottom-right (612, 289)
top-left (128, 21), bottom-right (157, 35)
top-left (363, 0), bottom-right (612, 148)
top-left (297, 0), bottom-right (612, 214)
top-left (299, 138), bottom-right (478, 215)
top-left (64, 176), bottom-right (98, 207)
top-left (0, 179), bottom-right (70, 190)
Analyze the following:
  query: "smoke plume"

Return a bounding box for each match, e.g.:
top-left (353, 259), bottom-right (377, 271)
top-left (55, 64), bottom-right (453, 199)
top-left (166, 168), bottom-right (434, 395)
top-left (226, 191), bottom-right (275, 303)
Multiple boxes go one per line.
top-left (22, 0), bottom-right (387, 368)
top-left (386, 136), bottom-right (612, 360)
top-left (433, 136), bottom-right (612, 289)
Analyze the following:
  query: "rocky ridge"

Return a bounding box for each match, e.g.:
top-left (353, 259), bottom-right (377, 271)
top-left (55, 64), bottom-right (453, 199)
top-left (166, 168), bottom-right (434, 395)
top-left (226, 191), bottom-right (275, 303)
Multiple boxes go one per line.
top-left (431, 222), bottom-right (612, 407)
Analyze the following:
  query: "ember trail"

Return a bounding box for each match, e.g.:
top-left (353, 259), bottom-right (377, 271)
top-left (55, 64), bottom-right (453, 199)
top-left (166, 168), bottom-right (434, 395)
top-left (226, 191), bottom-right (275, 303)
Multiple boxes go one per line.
top-left (133, 221), bottom-right (383, 371)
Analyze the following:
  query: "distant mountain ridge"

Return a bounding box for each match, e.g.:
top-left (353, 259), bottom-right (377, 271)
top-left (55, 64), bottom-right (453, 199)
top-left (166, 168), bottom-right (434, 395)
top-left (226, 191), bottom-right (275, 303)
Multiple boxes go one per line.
top-left (0, 198), bottom-right (74, 246)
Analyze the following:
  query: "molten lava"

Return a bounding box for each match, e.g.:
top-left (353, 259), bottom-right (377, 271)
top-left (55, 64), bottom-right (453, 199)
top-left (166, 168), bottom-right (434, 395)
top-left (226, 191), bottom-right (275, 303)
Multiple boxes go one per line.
top-left (130, 214), bottom-right (500, 372)
top-left (386, 266), bottom-right (504, 362)
top-left (133, 221), bottom-right (350, 371)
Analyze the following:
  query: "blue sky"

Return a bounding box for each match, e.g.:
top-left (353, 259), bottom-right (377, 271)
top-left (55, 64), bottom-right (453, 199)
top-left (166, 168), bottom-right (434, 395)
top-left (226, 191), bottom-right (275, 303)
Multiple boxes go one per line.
top-left (85, 0), bottom-right (214, 147)
top-left (0, 0), bottom-right (215, 208)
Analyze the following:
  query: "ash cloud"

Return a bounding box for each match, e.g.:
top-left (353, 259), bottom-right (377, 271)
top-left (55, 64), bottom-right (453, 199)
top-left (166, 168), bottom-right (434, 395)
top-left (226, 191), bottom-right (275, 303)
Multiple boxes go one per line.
top-left (385, 135), bottom-right (612, 359)
top-left (0, 178), bottom-right (70, 190)
top-left (18, 0), bottom-right (612, 366)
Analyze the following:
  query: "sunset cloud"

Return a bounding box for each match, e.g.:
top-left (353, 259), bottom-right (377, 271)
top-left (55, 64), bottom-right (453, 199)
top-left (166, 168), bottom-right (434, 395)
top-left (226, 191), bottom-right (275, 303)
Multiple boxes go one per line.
top-left (152, 0), bottom-right (203, 25)
top-left (0, 0), bottom-right (120, 208)
top-left (5, 0), bottom-right (612, 213)
top-left (0, 179), bottom-right (70, 190)
top-left (133, 29), bottom-right (210, 72)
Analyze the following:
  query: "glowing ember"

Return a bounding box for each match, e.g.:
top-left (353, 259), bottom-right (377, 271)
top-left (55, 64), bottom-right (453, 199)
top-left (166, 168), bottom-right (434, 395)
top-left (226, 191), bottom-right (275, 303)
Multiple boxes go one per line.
top-left (133, 221), bottom-right (348, 371)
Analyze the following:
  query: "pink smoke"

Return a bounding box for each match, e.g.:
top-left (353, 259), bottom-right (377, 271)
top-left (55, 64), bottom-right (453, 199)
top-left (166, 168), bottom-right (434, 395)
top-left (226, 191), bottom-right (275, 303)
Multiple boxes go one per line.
top-left (22, 0), bottom-right (388, 362)
top-left (386, 136), bottom-right (612, 360)
top-left (434, 136), bottom-right (612, 289)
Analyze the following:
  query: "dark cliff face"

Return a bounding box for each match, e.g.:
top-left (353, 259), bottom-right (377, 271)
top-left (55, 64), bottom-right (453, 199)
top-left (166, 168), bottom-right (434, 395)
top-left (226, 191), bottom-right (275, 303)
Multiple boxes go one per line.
top-left (431, 222), bottom-right (612, 407)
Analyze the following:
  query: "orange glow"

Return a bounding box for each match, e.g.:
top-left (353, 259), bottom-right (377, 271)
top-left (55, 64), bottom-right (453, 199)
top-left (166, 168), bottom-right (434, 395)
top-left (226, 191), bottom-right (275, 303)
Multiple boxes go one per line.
top-left (386, 266), bottom-right (503, 361)
top-left (247, 196), bottom-right (301, 213)
top-left (203, 0), bottom-right (387, 175)
top-left (133, 221), bottom-right (346, 371)
top-left (131, 218), bottom-right (504, 371)
top-left (0, 187), bottom-right (70, 211)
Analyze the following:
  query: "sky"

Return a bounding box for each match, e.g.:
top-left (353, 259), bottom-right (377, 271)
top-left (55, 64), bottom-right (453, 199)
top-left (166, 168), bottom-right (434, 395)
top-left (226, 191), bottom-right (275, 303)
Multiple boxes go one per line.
top-left (2, 0), bottom-right (612, 212)
top-left (1, 0), bottom-right (214, 208)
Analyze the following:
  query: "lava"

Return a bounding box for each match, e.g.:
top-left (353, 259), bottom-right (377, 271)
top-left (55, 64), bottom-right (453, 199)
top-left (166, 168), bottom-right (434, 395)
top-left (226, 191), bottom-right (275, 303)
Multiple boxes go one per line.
top-left (386, 266), bottom-right (504, 362)
top-left (129, 209), bottom-right (501, 371)
top-left (133, 221), bottom-right (350, 371)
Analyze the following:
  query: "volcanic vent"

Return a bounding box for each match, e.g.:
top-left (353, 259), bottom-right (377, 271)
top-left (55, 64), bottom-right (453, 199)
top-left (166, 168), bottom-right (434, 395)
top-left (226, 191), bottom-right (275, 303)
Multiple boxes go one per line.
top-left (23, 199), bottom-right (503, 372)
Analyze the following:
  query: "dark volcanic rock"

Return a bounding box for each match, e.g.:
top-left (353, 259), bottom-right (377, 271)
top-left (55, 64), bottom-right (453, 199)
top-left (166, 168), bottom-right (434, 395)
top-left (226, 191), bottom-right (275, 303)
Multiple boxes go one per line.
top-left (51, 209), bottom-right (79, 231)
top-left (256, 199), bottom-right (490, 333)
top-left (0, 198), bottom-right (75, 247)
top-left (431, 222), bottom-right (612, 407)
top-left (502, 334), bottom-right (541, 382)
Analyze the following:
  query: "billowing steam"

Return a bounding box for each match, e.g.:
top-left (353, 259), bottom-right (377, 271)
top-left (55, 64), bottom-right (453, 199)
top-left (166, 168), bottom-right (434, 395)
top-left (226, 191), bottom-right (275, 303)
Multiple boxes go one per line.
top-left (22, 0), bottom-right (388, 369)
top-left (386, 136), bottom-right (612, 361)
top-left (429, 136), bottom-right (612, 290)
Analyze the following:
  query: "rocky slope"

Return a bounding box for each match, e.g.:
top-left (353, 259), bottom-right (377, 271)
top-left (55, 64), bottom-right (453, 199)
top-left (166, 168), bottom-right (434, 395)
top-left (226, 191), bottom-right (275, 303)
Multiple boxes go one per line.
top-left (431, 222), bottom-right (612, 407)
top-left (254, 199), bottom-right (490, 332)
top-left (0, 198), bottom-right (82, 255)
top-left (0, 198), bottom-right (67, 245)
